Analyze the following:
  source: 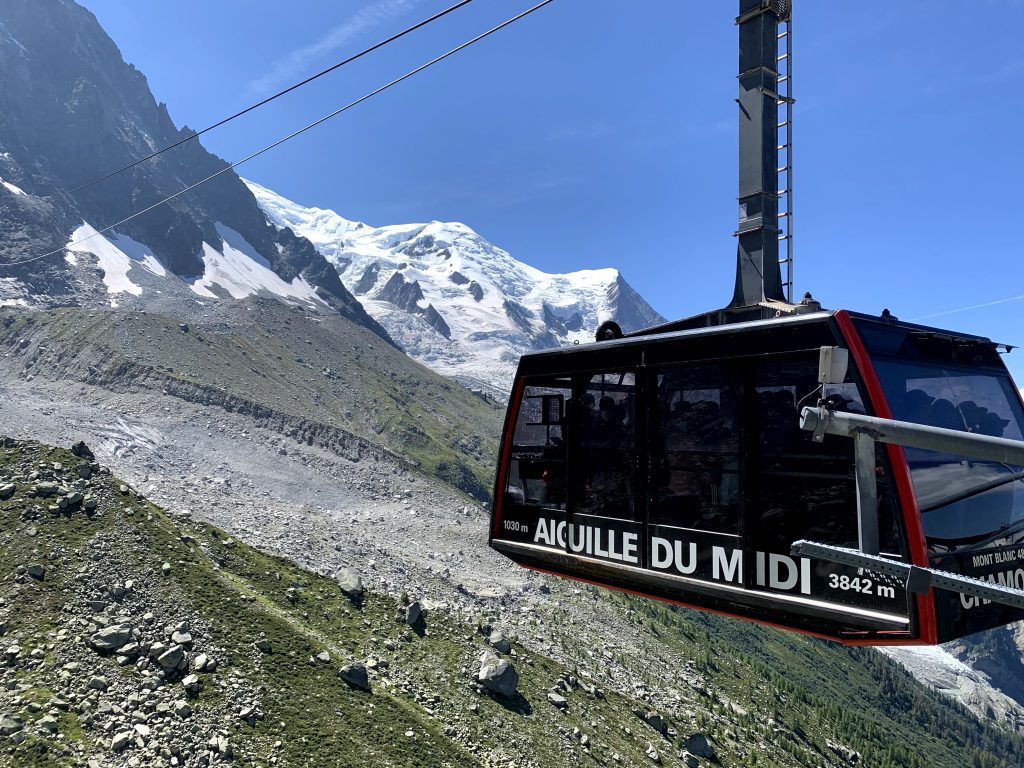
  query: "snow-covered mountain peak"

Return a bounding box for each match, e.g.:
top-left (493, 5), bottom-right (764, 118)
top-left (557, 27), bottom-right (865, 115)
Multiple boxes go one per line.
top-left (247, 180), bottom-right (665, 398)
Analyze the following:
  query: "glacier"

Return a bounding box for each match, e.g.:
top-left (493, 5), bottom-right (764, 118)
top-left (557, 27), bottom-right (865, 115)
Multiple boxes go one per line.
top-left (246, 179), bottom-right (665, 398)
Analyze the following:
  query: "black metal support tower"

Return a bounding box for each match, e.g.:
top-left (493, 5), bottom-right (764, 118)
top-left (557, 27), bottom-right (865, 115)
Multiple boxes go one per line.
top-left (731, 0), bottom-right (789, 307)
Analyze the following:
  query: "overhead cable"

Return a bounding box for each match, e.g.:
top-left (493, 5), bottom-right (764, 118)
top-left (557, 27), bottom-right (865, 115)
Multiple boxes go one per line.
top-left (3, 0), bottom-right (556, 270)
top-left (71, 0), bottom-right (477, 193)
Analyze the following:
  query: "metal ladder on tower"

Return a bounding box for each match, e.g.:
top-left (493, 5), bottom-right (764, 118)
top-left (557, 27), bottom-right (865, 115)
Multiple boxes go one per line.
top-left (776, 11), bottom-right (794, 302)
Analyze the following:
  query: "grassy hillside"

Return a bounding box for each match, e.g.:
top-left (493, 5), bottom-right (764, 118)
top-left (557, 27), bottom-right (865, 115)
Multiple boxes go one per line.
top-left (0, 303), bottom-right (502, 500)
top-left (2, 438), bottom-right (1023, 768)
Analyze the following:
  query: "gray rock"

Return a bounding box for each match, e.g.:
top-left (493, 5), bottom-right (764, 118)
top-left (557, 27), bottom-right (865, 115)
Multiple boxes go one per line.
top-left (642, 711), bottom-right (666, 734)
top-left (86, 675), bottom-right (108, 692)
top-left (25, 564), bottom-right (44, 579)
top-left (685, 733), bottom-right (716, 761)
top-left (0, 713), bottom-right (24, 736)
top-left (161, 562), bottom-right (171, 575)
top-left (111, 731), bottom-right (131, 752)
top-left (89, 624), bottom-right (133, 651)
top-left (0, 483), bottom-right (14, 499)
top-left (339, 662), bottom-right (370, 691)
top-left (37, 715), bottom-right (58, 733)
top-left (157, 644), bottom-right (186, 669)
top-left (191, 653), bottom-right (209, 672)
top-left (254, 639), bottom-right (272, 654)
top-left (646, 744), bottom-right (661, 763)
top-left (680, 753), bottom-right (699, 768)
top-left (173, 699), bottom-right (192, 719)
top-left (547, 692), bottom-right (568, 709)
top-left (477, 651), bottom-right (518, 697)
top-left (33, 482), bottom-right (59, 497)
top-left (336, 568), bottom-right (363, 599)
top-left (182, 674), bottom-right (201, 693)
top-left (487, 630), bottom-right (511, 654)
top-left (316, 651), bottom-right (331, 663)
top-left (405, 601), bottom-right (422, 626)
top-left (171, 630), bottom-right (192, 646)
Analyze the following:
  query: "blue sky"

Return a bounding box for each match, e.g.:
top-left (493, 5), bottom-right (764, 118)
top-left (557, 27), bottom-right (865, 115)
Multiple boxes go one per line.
top-left (82, 0), bottom-right (1024, 382)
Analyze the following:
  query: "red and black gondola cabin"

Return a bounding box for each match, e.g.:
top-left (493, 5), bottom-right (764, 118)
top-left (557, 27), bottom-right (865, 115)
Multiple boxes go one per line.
top-left (489, 310), bottom-right (1024, 645)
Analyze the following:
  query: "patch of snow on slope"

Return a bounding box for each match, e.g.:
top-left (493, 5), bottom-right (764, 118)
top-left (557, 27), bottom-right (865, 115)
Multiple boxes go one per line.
top-left (245, 179), bottom-right (363, 266)
top-left (0, 175), bottom-right (25, 195)
top-left (66, 223), bottom-right (167, 301)
top-left (188, 223), bottom-right (321, 304)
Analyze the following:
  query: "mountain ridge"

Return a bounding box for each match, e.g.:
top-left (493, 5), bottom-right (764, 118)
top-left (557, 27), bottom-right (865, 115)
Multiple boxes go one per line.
top-left (0, 0), bottom-right (387, 341)
top-left (247, 179), bottom-right (666, 397)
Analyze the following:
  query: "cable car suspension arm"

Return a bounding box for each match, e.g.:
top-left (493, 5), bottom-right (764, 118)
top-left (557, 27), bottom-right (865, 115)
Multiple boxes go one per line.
top-left (793, 405), bottom-right (1024, 612)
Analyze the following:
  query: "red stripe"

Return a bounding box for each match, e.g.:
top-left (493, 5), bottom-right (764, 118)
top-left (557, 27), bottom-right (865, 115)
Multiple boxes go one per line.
top-left (835, 310), bottom-right (937, 644)
top-left (491, 377), bottom-right (525, 540)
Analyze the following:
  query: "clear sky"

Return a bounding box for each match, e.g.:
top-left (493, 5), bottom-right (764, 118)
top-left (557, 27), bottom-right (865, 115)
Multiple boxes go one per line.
top-left (81, 0), bottom-right (1024, 382)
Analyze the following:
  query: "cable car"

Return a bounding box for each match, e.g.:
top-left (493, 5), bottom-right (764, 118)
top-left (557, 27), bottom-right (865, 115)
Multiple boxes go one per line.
top-left (490, 308), bottom-right (1024, 644)
top-left (488, 1), bottom-right (1024, 645)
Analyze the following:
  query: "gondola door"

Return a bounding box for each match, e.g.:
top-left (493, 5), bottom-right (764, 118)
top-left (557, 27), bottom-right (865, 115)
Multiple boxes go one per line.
top-left (645, 363), bottom-right (745, 590)
top-left (566, 371), bottom-right (646, 571)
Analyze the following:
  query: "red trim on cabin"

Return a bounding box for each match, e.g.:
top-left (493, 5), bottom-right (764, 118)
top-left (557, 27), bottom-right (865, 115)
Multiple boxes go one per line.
top-left (491, 377), bottom-right (526, 540)
top-left (835, 310), bottom-right (938, 644)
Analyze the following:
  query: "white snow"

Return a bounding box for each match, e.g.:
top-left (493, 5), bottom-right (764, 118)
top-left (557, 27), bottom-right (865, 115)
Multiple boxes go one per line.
top-left (0, 298), bottom-right (27, 308)
top-left (246, 180), bottom-right (665, 397)
top-left (188, 223), bottom-right (321, 305)
top-left (65, 223), bottom-right (167, 301)
top-left (0, 176), bottom-right (25, 196)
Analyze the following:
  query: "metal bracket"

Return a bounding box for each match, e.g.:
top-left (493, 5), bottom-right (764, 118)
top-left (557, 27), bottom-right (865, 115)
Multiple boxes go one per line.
top-left (792, 541), bottom-right (1024, 611)
top-left (735, 0), bottom-right (788, 25)
top-left (759, 86), bottom-right (795, 104)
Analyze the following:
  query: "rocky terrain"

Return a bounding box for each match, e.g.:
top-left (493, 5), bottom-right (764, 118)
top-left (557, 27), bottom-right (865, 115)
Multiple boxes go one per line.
top-left (0, 303), bottom-right (502, 502)
top-left (4, 438), bottom-right (1024, 768)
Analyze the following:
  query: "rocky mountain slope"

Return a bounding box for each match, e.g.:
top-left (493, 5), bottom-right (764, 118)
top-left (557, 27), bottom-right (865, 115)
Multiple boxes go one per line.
top-left (248, 180), bottom-right (665, 398)
top-left (0, 0), bottom-right (385, 340)
top-left (3, 438), bottom-right (1024, 768)
top-left (0, 302), bottom-right (501, 502)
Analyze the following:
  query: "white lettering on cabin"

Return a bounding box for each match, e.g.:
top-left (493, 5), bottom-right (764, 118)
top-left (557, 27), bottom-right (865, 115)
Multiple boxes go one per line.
top-left (712, 547), bottom-right (743, 584)
top-left (594, 528), bottom-right (610, 559)
top-left (650, 537), bottom-right (697, 575)
top-left (534, 517), bottom-right (551, 546)
top-left (570, 524), bottom-right (586, 553)
top-left (623, 532), bottom-right (639, 564)
top-left (960, 567), bottom-right (1024, 609)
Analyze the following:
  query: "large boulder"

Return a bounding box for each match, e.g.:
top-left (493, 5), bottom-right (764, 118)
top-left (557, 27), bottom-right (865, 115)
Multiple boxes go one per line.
top-left (336, 568), bottom-right (363, 600)
top-left (338, 662), bottom-right (370, 691)
top-left (89, 624), bottom-right (133, 652)
top-left (685, 733), bottom-right (716, 761)
top-left (477, 651), bottom-right (518, 698)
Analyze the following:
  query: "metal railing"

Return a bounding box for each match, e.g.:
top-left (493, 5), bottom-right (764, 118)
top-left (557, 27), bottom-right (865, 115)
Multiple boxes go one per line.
top-left (792, 405), bottom-right (1024, 610)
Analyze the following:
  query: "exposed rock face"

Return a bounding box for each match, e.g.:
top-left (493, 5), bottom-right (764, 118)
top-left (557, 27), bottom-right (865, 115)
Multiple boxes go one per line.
top-left (0, 0), bottom-right (389, 342)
